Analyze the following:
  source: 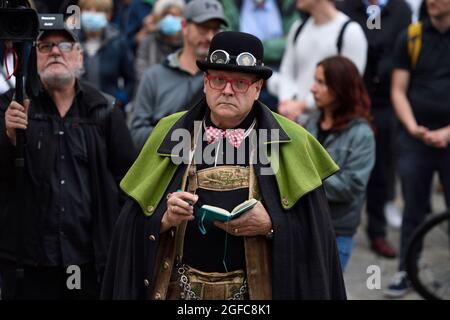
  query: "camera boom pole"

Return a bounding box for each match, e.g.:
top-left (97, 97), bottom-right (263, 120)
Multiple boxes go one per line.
top-left (0, 0), bottom-right (39, 299)
top-left (12, 41), bottom-right (26, 298)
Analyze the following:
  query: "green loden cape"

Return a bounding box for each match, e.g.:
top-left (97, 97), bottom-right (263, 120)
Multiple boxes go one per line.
top-left (101, 99), bottom-right (346, 300)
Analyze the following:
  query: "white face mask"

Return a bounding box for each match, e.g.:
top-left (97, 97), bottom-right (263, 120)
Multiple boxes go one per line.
top-left (159, 15), bottom-right (182, 36)
top-left (81, 11), bottom-right (108, 32)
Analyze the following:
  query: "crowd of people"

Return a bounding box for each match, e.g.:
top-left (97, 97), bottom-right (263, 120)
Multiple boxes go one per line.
top-left (0, 0), bottom-right (449, 300)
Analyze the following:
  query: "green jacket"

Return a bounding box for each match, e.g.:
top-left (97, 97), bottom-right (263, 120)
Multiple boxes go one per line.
top-left (120, 99), bottom-right (338, 216)
top-left (220, 0), bottom-right (299, 65)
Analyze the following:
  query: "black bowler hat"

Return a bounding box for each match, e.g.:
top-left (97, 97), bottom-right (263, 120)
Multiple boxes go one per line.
top-left (196, 31), bottom-right (273, 80)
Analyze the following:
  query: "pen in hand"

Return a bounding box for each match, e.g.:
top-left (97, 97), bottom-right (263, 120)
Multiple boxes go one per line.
top-left (177, 189), bottom-right (194, 206)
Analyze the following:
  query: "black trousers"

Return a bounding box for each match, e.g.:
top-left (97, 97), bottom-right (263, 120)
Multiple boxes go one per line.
top-left (397, 129), bottom-right (450, 270)
top-left (0, 263), bottom-right (100, 300)
top-left (366, 107), bottom-right (398, 240)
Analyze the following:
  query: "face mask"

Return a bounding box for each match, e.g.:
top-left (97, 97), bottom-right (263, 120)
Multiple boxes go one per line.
top-left (81, 12), bottom-right (108, 32)
top-left (159, 15), bottom-right (182, 36)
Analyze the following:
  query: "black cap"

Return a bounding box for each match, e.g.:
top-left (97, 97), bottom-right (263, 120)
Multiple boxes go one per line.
top-left (36, 13), bottom-right (79, 42)
top-left (37, 26), bottom-right (79, 42)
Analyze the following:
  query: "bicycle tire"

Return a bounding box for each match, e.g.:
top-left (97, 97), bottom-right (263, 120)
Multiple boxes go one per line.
top-left (405, 211), bottom-right (450, 300)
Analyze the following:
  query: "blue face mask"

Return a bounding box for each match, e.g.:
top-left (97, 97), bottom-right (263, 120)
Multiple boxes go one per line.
top-left (159, 15), bottom-right (182, 36)
top-left (81, 12), bottom-right (108, 32)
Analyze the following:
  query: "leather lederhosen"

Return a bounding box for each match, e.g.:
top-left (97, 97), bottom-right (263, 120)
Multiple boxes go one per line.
top-left (152, 122), bottom-right (272, 300)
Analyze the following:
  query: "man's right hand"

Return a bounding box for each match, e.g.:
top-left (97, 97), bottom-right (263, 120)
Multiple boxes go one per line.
top-left (160, 192), bottom-right (198, 233)
top-left (278, 99), bottom-right (306, 121)
top-left (5, 99), bottom-right (30, 146)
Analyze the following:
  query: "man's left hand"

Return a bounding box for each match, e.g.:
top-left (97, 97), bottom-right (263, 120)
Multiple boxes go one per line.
top-left (423, 127), bottom-right (450, 148)
top-left (214, 201), bottom-right (272, 237)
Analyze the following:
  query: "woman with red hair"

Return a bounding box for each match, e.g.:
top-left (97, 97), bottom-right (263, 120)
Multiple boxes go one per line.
top-left (305, 56), bottom-right (375, 271)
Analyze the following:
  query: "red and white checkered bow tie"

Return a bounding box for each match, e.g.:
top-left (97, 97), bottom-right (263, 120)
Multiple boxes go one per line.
top-left (205, 126), bottom-right (246, 148)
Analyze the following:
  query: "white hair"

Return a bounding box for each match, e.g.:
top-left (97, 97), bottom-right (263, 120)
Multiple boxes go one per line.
top-left (153, 0), bottom-right (185, 18)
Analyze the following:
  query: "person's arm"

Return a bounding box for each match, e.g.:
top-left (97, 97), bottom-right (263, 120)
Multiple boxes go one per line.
top-left (160, 191), bottom-right (198, 234)
top-left (0, 92), bottom-right (24, 185)
top-left (214, 201), bottom-right (273, 237)
top-left (391, 69), bottom-right (428, 139)
top-left (129, 69), bottom-right (157, 149)
top-left (340, 22), bottom-right (368, 75)
top-left (3, 99), bottom-right (30, 146)
top-left (323, 126), bottom-right (375, 203)
top-left (134, 14), bottom-right (156, 50)
top-left (390, 29), bottom-right (430, 141)
top-left (267, 19), bottom-right (302, 100)
top-left (272, 20), bottom-right (312, 119)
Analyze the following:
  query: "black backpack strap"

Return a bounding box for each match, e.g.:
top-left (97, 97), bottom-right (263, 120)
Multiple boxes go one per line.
top-left (336, 19), bottom-right (353, 54)
top-left (293, 16), bottom-right (310, 45)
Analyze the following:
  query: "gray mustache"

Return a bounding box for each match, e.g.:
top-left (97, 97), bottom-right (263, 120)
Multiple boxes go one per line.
top-left (46, 58), bottom-right (67, 67)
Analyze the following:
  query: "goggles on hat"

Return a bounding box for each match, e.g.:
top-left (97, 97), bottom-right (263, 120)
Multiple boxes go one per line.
top-left (209, 50), bottom-right (261, 67)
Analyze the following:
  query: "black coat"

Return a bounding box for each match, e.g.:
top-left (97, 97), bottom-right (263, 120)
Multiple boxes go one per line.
top-left (0, 81), bottom-right (137, 276)
top-left (101, 100), bottom-right (346, 300)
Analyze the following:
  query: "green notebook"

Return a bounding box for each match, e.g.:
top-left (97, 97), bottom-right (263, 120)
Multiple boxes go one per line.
top-left (198, 198), bottom-right (258, 222)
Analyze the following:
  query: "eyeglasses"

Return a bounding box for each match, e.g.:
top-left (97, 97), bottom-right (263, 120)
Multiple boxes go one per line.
top-left (206, 74), bottom-right (258, 93)
top-left (37, 42), bottom-right (76, 53)
top-left (210, 50), bottom-right (260, 67)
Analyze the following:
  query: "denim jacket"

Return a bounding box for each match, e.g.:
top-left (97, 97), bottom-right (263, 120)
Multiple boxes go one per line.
top-left (305, 111), bottom-right (375, 236)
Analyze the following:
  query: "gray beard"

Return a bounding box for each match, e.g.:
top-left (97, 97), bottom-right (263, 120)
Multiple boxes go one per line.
top-left (40, 71), bottom-right (73, 89)
top-left (39, 62), bottom-right (84, 90)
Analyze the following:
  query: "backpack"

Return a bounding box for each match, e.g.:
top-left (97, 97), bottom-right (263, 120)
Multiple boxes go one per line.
top-left (407, 21), bottom-right (422, 70)
top-left (292, 16), bottom-right (353, 54)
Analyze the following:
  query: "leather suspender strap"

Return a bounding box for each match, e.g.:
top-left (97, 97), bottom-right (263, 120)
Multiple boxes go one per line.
top-left (151, 124), bottom-right (201, 299)
top-left (245, 150), bottom-right (272, 300)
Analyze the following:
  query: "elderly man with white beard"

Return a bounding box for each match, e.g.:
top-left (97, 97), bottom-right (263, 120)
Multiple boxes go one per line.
top-left (0, 26), bottom-right (136, 300)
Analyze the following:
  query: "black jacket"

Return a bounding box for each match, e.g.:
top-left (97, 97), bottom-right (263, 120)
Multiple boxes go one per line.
top-left (101, 99), bottom-right (346, 300)
top-left (337, 0), bottom-right (411, 107)
top-left (0, 81), bottom-right (137, 276)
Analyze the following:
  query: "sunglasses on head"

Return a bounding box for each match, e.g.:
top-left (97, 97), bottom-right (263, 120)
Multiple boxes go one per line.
top-left (209, 50), bottom-right (261, 67)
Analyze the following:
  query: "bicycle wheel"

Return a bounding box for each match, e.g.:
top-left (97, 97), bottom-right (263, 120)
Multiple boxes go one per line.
top-left (406, 211), bottom-right (450, 300)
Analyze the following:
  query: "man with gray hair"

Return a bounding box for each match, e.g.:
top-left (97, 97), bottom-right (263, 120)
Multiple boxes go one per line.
top-left (0, 26), bottom-right (136, 299)
top-left (130, 0), bottom-right (228, 150)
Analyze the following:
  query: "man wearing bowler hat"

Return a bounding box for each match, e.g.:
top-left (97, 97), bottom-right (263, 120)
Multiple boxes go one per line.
top-left (102, 31), bottom-right (346, 300)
